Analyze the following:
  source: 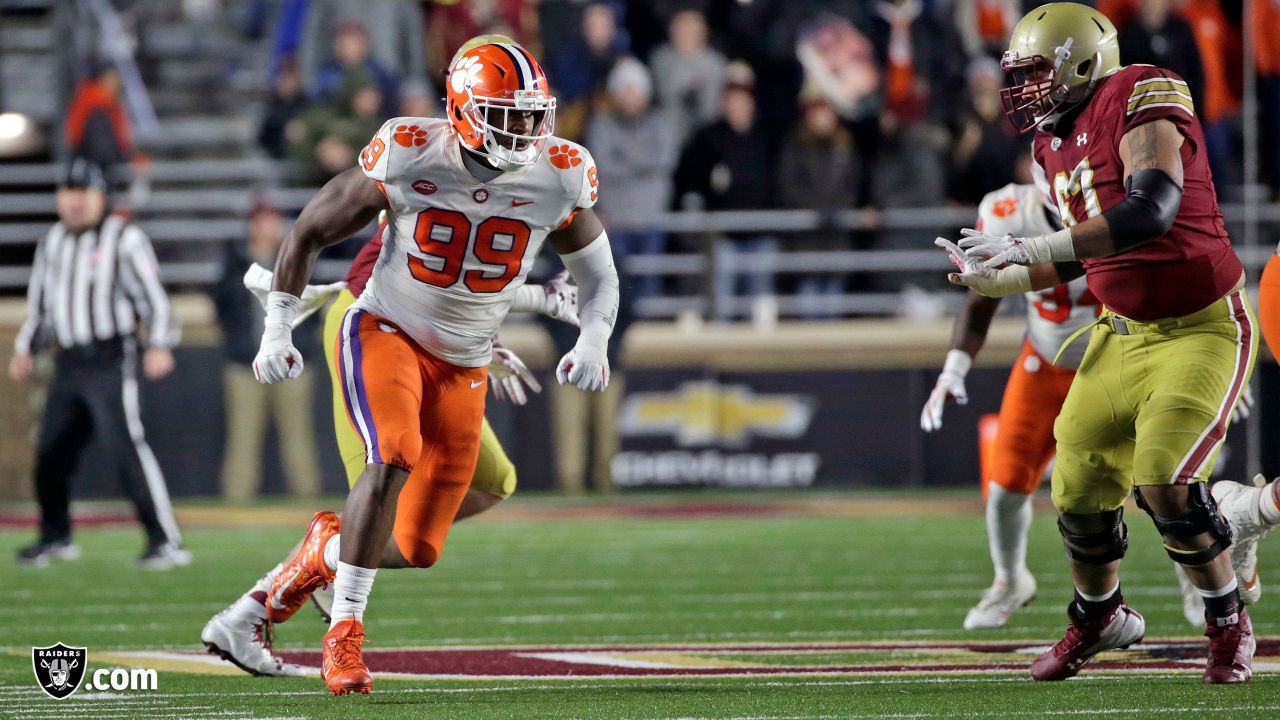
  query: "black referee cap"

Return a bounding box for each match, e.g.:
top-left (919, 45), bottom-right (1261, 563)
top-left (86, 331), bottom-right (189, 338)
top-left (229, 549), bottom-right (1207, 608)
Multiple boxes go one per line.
top-left (58, 157), bottom-right (110, 191)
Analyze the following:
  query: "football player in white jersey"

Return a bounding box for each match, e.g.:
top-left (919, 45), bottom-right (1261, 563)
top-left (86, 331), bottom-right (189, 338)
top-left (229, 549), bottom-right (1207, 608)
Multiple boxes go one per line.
top-left (250, 40), bottom-right (618, 695)
top-left (928, 181), bottom-right (1270, 630)
top-left (924, 179), bottom-right (1098, 629)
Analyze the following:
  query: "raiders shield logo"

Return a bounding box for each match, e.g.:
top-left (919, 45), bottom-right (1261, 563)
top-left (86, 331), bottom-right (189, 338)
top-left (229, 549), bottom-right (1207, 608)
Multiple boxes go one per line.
top-left (32, 643), bottom-right (87, 699)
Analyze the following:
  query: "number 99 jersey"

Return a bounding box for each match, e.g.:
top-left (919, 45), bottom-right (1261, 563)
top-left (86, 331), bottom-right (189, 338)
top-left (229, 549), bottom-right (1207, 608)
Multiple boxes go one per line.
top-left (977, 183), bottom-right (1099, 369)
top-left (354, 116), bottom-right (598, 367)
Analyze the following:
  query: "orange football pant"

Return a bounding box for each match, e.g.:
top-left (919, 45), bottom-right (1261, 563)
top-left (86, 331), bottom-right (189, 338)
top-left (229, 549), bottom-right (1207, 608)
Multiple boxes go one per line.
top-left (979, 338), bottom-right (1077, 496)
top-left (1259, 254), bottom-right (1280, 363)
top-left (334, 308), bottom-right (487, 568)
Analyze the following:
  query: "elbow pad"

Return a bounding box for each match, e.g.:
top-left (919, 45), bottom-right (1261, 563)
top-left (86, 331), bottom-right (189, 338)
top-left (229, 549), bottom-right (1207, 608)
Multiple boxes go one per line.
top-left (1101, 169), bottom-right (1183, 254)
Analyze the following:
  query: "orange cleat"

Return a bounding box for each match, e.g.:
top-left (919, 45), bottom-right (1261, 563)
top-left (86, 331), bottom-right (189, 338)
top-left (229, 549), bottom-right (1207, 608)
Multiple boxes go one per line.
top-left (321, 619), bottom-right (373, 695)
top-left (267, 511), bottom-right (340, 623)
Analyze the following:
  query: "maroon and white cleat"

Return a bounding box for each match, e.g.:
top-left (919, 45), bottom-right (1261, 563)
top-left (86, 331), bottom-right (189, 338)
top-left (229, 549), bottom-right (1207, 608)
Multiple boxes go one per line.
top-left (1203, 607), bottom-right (1254, 684)
top-left (1031, 603), bottom-right (1145, 681)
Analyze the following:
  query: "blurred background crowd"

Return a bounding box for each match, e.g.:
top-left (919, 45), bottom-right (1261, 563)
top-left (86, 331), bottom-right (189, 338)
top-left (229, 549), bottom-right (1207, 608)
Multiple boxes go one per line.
top-left (4, 0), bottom-right (1278, 321)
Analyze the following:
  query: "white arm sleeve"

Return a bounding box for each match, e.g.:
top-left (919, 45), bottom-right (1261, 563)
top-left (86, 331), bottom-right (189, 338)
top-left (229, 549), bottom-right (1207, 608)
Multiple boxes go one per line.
top-left (558, 230), bottom-right (618, 352)
top-left (510, 284), bottom-right (546, 313)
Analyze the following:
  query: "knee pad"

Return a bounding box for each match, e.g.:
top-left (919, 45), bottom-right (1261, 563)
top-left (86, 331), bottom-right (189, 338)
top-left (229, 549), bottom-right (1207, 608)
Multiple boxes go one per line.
top-left (394, 530), bottom-right (441, 568)
top-left (1057, 509), bottom-right (1128, 565)
top-left (1133, 483), bottom-right (1232, 566)
top-left (380, 431), bottom-right (423, 472)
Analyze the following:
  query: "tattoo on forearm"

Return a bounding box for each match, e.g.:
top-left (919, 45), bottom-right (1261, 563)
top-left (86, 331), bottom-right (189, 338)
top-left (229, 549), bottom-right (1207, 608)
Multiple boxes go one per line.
top-left (1128, 123), bottom-right (1160, 173)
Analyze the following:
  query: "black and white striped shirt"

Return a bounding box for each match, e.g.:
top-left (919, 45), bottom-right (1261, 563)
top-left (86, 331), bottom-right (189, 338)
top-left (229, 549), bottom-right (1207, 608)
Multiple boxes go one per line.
top-left (15, 214), bottom-right (180, 354)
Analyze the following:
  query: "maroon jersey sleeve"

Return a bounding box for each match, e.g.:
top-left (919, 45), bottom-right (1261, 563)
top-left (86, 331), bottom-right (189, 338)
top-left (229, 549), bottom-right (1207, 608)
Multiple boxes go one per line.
top-left (1117, 65), bottom-right (1197, 138)
top-left (1035, 66), bottom-right (1242, 320)
top-left (344, 221), bottom-right (386, 298)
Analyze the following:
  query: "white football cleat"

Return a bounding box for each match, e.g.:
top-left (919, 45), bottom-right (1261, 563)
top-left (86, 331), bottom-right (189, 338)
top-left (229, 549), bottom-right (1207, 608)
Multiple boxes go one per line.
top-left (1173, 563), bottom-right (1206, 627)
top-left (202, 606), bottom-right (308, 677)
top-left (1214, 477), bottom-right (1274, 605)
top-left (964, 570), bottom-right (1037, 629)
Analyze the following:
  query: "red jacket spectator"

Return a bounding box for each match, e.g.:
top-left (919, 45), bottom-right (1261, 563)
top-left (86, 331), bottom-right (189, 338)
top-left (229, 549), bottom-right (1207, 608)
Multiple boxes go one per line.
top-left (65, 68), bottom-right (132, 172)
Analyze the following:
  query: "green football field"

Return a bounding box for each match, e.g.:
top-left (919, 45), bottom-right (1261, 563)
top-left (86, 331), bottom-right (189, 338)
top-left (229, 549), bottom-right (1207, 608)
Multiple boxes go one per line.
top-left (1, 491), bottom-right (1278, 720)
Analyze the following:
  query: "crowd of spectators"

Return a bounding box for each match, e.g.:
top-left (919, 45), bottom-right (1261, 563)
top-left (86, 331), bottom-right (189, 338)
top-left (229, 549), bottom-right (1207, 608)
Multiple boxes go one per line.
top-left (250, 0), bottom-right (1277, 311)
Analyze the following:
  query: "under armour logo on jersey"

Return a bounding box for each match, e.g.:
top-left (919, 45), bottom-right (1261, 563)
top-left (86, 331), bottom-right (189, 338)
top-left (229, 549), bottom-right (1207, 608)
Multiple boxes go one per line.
top-left (1076, 132), bottom-right (1088, 147)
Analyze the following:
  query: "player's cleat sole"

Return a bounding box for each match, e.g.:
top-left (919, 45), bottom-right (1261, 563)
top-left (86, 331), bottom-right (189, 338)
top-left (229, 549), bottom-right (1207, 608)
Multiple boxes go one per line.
top-left (1203, 608), bottom-right (1255, 684)
top-left (1032, 603), bottom-right (1145, 681)
top-left (322, 619), bottom-right (373, 695)
top-left (268, 511), bottom-right (339, 623)
top-left (963, 571), bottom-right (1037, 630)
top-left (201, 606), bottom-right (307, 677)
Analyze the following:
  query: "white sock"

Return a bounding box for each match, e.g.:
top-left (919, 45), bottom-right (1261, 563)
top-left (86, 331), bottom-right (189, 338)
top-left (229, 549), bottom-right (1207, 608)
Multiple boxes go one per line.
top-left (329, 561), bottom-right (377, 628)
top-left (323, 534), bottom-right (341, 573)
top-left (1076, 582), bottom-right (1119, 603)
top-left (986, 484), bottom-right (1033, 584)
top-left (1260, 483), bottom-right (1280, 525)
top-left (230, 562), bottom-right (284, 623)
top-left (1195, 576), bottom-right (1238, 599)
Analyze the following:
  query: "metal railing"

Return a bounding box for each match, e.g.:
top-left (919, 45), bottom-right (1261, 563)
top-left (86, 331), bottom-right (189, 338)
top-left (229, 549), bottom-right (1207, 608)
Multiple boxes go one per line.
top-left (1, 183), bottom-right (1276, 317)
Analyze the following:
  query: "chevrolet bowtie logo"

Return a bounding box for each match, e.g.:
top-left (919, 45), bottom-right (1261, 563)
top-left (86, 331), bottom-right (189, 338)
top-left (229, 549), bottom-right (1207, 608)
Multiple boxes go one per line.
top-left (618, 382), bottom-right (815, 448)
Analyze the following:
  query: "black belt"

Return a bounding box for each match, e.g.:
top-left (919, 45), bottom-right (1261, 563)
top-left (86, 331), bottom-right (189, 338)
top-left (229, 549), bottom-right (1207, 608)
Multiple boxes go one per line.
top-left (55, 337), bottom-right (128, 364)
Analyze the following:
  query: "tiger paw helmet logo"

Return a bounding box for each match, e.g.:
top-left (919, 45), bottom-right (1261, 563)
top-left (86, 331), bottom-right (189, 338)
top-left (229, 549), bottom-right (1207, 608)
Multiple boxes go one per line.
top-left (549, 144), bottom-right (582, 170)
top-left (393, 124), bottom-right (428, 148)
top-left (32, 643), bottom-right (87, 699)
top-left (450, 56), bottom-right (483, 94)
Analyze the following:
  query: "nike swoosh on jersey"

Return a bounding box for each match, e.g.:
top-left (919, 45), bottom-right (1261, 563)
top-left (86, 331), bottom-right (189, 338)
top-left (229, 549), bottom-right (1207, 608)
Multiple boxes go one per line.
top-left (470, 379), bottom-right (486, 388)
top-left (511, 199), bottom-right (535, 207)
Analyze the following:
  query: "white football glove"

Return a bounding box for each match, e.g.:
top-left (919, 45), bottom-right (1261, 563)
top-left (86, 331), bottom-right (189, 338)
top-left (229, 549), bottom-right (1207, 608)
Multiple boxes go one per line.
top-left (252, 292), bottom-right (304, 384)
top-left (243, 263), bottom-right (347, 329)
top-left (556, 343), bottom-right (609, 392)
top-left (958, 228), bottom-right (1036, 267)
top-left (936, 237), bottom-right (1032, 298)
top-left (958, 226), bottom-right (1076, 268)
top-left (489, 342), bottom-right (542, 406)
top-left (1232, 384), bottom-right (1255, 424)
top-left (920, 350), bottom-right (972, 432)
top-left (542, 270), bottom-right (580, 327)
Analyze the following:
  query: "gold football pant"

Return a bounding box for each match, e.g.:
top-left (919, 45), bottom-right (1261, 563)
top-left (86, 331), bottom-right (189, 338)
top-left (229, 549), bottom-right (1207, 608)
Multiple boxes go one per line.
top-left (1051, 289), bottom-right (1256, 514)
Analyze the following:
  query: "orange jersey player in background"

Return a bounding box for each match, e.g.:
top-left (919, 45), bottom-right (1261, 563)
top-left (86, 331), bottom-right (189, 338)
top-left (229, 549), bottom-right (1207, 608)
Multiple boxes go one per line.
top-left (247, 38), bottom-right (618, 696)
top-left (923, 179), bottom-right (1098, 630)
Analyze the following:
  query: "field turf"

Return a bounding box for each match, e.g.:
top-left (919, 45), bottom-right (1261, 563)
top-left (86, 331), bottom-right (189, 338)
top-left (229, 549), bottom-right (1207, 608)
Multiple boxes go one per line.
top-left (1, 491), bottom-right (1278, 719)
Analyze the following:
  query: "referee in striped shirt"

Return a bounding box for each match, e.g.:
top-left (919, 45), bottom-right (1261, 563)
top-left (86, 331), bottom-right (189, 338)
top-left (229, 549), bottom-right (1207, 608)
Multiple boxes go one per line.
top-left (8, 158), bottom-right (190, 569)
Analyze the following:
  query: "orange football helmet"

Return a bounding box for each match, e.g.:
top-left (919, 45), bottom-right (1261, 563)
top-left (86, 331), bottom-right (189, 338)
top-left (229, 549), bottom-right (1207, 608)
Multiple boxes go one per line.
top-left (445, 42), bottom-right (556, 170)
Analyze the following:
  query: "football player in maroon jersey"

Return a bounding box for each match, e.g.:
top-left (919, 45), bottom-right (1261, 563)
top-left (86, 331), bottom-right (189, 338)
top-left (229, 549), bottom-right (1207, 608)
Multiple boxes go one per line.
top-left (939, 2), bottom-right (1255, 684)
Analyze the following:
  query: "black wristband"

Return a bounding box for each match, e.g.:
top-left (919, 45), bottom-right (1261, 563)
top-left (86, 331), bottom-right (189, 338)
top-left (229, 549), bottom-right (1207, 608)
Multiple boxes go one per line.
top-left (1100, 168), bottom-right (1183, 254)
